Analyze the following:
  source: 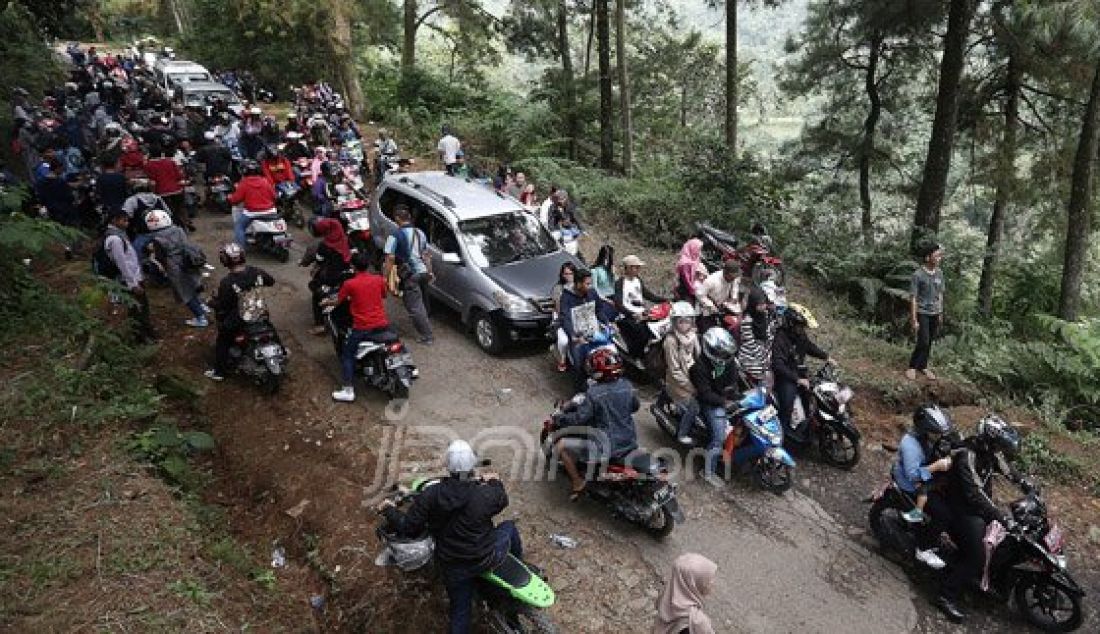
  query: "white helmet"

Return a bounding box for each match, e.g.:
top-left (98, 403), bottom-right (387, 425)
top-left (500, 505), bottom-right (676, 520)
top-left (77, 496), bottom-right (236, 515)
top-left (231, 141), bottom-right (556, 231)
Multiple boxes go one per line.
top-left (445, 440), bottom-right (477, 474)
top-left (669, 301), bottom-right (696, 320)
top-left (144, 208), bottom-right (173, 231)
top-left (203, 130), bottom-right (217, 141)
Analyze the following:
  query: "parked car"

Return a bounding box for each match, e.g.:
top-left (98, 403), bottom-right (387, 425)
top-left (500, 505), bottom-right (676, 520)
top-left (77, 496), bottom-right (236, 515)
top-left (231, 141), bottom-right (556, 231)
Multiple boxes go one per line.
top-left (174, 80), bottom-right (244, 117)
top-left (369, 172), bottom-right (582, 354)
top-left (154, 60), bottom-right (212, 95)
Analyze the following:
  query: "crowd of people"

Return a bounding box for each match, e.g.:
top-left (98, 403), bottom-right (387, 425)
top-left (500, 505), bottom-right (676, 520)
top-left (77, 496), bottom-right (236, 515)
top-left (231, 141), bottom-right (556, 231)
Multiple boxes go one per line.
top-left (7, 42), bottom-right (1038, 633)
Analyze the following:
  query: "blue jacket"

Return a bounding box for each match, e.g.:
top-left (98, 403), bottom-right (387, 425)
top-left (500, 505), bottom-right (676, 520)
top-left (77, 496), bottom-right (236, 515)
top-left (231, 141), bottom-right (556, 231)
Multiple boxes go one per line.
top-left (559, 287), bottom-right (615, 340)
top-left (892, 433), bottom-right (932, 494)
top-left (558, 378), bottom-right (640, 459)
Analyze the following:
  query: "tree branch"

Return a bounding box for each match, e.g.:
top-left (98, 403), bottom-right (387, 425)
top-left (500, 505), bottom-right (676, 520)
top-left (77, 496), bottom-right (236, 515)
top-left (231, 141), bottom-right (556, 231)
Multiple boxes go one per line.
top-left (1020, 83), bottom-right (1087, 107)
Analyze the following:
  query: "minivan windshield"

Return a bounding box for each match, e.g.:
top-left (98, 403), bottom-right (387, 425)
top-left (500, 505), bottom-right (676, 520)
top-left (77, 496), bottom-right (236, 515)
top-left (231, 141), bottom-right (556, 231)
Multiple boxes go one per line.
top-left (170, 72), bottom-right (211, 84)
top-left (458, 211), bottom-right (558, 267)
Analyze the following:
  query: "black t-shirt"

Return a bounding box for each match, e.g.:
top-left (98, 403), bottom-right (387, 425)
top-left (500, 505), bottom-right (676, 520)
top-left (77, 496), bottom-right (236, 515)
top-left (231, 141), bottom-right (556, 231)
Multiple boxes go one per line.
top-left (196, 144), bottom-right (233, 177)
top-left (212, 266), bottom-right (275, 326)
top-left (96, 172), bottom-right (129, 212)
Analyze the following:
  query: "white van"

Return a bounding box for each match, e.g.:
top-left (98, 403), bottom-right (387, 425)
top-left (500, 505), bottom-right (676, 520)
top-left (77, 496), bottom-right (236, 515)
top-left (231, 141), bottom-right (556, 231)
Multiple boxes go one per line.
top-left (153, 60), bottom-right (213, 95)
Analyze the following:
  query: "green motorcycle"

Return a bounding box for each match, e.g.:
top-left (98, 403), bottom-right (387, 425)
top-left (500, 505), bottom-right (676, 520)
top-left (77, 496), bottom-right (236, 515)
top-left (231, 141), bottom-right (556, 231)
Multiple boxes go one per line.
top-left (376, 476), bottom-right (558, 633)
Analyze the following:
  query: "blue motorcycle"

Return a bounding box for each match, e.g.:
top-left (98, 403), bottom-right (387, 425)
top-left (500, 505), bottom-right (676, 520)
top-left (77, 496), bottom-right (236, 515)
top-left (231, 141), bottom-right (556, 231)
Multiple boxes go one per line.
top-left (652, 384), bottom-right (796, 493)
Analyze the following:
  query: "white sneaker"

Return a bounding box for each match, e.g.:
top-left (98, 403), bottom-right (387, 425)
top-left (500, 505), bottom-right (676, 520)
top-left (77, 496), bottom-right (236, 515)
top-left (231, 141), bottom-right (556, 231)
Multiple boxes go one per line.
top-left (677, 436), bottom-right (694, 446)
top-left (915, 548), bottom-right (946, 570)
top-left (331, 386), bottom-right (356, 403)
top-left (203, 369), bottom-right (224, 381)
top-left (185, 317), bottom-right (209, 328)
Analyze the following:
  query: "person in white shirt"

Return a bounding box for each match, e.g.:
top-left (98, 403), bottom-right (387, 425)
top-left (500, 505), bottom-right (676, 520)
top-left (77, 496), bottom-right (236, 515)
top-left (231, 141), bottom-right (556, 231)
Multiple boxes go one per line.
top-left (614, 255), bottom-right (666, 357)
top-left (697, 260), bottom-right (744, 330)
top-left (437, 125), bottom-right (461, 175)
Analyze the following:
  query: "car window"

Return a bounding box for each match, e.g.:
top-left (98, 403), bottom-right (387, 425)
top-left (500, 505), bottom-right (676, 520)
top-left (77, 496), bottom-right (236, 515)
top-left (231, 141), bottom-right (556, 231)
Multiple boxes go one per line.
top-left (426, 212), bottom-right (459, 254)
top-left (458, 211), bottom-right (558, 268)
top-left (379, 188), bottom-right (413, 222)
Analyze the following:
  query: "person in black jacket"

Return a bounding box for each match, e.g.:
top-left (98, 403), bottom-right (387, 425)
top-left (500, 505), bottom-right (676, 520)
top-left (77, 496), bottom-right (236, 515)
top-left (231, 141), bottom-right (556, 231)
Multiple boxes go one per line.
top-left (689, 327), bottom-right (740, 487)
top-left (203, 243), bottom-right (275, 381)
top-left (379, 440), bottom-right (521, 634)
top-left (772, 303), bottom-right (833, 442)
top-left (935, 415), bottom-right (1023, 623)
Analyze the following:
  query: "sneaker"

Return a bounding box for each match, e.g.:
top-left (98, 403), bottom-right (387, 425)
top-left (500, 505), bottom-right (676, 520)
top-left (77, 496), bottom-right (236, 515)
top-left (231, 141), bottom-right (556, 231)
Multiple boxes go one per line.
top-left (332, 386), bottom-right (356, 403)
top-left (915, 548), bottom-right (946, 570)
top-left (203, 369), bottom-right (225, 381)
top-left (902, 508), bottom-right (927, 524)
top-left (677, 436), bottom-right (694, 447)
top-left (905, 368), bottom-right (917, 380)
top-left (417, 336), bottom-right (434, 345)
top-left (185, 317), bottom-right (209, 328)
top-left (702, 473), bottom-right (726, 489)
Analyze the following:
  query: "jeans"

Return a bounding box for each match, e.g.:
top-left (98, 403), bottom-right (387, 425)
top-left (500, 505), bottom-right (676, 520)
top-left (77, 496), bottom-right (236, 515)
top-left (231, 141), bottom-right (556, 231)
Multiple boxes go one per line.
top-left (400, 272), bottom-right (433, 340)
top-left (442, 520), bottom-right (524, 634)
top-left (675, 398), bottom-right (699, 439)
top-left (185, 296), bottom-right (205, 319)
top-left (233, 208), bottom-right (255, 248)
top-left (909, 313), bottom-right (940, 371)
top-left (342, 327), bottom-right (395, 384)
top-left (701, 406), bottom-right (728, 477)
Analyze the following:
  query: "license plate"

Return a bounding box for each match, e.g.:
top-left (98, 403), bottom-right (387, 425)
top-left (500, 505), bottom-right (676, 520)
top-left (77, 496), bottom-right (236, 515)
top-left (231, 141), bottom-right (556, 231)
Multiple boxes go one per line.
top-left (385, 353), bottom-right (411, 369)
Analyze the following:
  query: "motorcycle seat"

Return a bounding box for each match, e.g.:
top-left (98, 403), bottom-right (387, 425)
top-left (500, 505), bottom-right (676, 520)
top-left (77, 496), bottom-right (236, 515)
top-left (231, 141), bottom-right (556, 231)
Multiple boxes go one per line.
top-left (699, 223), bottom-right (738, 245)
top-left (244, 209), bottom-right (279, 219)
top-left (609, 451), bottom-right (657, 473)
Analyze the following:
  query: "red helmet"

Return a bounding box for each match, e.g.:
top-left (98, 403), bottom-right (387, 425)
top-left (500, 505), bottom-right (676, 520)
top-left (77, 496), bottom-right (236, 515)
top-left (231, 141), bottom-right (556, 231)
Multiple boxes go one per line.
top-left (585, 348), bottom-right (624, 382)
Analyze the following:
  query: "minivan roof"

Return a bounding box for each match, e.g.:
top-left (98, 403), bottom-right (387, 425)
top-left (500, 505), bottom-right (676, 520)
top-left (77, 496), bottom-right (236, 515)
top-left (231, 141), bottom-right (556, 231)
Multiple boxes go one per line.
top-left (156, 60), bottom-right (207, 70)
top-left (388, 172), bottom-right (525, 221)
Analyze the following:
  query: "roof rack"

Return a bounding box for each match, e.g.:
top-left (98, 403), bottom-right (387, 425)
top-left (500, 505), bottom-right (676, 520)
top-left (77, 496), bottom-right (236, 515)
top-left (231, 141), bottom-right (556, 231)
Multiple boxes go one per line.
top-left (398, 175), bottom-right (455, 208)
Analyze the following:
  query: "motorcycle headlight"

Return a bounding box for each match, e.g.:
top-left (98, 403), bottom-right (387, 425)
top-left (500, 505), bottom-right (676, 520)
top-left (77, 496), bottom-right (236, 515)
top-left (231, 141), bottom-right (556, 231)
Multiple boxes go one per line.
top-left (493, 290), bottom-right (533, 315)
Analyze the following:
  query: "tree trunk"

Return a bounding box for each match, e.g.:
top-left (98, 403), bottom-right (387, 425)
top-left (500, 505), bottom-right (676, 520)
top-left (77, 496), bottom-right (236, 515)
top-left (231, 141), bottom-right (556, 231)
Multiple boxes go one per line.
top-left (1057, 61), bottom-right (1100, 321)
top-left (724, 0), bottom-right (737, 153)
top-left (911, 0), bottom-right (975, 247)
top-left (681, 83), bottom-right (688, 128)
top-left (596, 0), bottom-right (614, 168)
top-left (558, 1), bottom-right (578, 160)
top-left (89, 0), bottom-right (105, 41)
top-left (858, 35), bottom-right (883, 244)
top-left (584, 1), bottom-right (597, 77)
top-left (615, 0), bottom-right (632, 176)
top-left (329, 0), bottom-right (363, 118)
top-left (977, 52), bottom-right (1020, 317)
top-left (163, 0), bottom-right (186, 35)
top-left (402, 0), bottom-right (418, 73)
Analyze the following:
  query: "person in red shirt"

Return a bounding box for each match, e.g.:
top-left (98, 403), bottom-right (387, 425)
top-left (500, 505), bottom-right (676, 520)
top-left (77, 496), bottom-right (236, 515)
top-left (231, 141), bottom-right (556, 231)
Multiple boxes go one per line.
top-left (261, 145), bottom-right (296, 186)
top-left (327, 251), bottom-right (393, 402)
top-left (144, 149), bottom-right (192, 230)
top-left (228, 160), bottom-right (278, 247)
top-left (118, 138), bottom-right (147, 180)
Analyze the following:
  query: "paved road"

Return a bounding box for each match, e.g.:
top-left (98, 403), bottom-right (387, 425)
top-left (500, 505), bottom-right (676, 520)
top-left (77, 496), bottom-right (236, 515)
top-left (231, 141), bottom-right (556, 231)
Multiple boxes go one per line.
top-left (186, 210), bottom-right (928, 633)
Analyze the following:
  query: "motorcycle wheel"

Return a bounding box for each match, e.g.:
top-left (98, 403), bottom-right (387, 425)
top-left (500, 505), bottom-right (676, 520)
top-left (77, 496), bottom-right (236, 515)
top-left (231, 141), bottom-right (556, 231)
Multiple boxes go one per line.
top-left (752, 459), bottom-right (792, 494)
top-left (650, 402), bottom-right (678, 438)
top-left (643, 505), bottom-right (677, 539)
top-left (820, 427), bottom-right (860, 469)
top-left (867, 495), bottom-right (915, 560)
top-left (275, 247), bottom-right (290, 263)
top-left (483, 606), bottom-right (558, 634)
top-left (258, 372), bottom-right (282, 395)
top-left (1014, 577), bottom-right (1083, 632)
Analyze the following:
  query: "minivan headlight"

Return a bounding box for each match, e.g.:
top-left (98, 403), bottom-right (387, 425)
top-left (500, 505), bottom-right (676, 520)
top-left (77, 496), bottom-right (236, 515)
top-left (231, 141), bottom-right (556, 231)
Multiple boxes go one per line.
top-left (493, 290), bottom-right (532, 315)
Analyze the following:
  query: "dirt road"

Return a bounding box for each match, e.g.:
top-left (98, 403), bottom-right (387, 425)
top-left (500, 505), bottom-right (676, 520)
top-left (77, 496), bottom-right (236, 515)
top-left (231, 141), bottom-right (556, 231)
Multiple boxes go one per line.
top-left (184, 211), bottom-right (1091, 633)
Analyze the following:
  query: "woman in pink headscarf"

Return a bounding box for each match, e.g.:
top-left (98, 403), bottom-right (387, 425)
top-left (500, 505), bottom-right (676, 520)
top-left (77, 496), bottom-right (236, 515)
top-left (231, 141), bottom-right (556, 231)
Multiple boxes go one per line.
top-left (653, 553), bottom-right (718, 634)
top-left (676, 238), bottom-right (705, 300)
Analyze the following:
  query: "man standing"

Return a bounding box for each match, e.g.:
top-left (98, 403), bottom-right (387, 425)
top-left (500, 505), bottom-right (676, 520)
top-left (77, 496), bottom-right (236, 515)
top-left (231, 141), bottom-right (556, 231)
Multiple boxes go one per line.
top-left (383, 206), bottom-right (434, 345)
top-left (104, 209), bottom-right (157, 343)
top-left (907, 243), bottom-right (945, 380)
top-left (329, 252), bottom-right (393, 403)
top-left (437, 125), bottom-right (461, 176)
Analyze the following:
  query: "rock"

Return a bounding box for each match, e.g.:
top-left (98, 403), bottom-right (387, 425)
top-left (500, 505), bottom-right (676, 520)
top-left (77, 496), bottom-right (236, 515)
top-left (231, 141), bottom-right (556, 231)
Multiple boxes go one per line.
top-left (1088, 525), bottom-right (1100, 545)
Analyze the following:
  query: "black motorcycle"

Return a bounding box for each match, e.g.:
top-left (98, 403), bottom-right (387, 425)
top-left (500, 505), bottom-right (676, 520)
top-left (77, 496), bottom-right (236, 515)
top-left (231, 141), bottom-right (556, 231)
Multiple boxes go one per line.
top-left (206, 173), bottom-right (232, 213)
top-left (540, 398), bottom-right (685, 538)
top-left (868, 477), bottom-right (1085, 632)
top-left (225, 289), bottom-right (289, 394)
top-left (786, 363), bottom-right (861, 469)
top-left (324, 299), bottom-right (415, 401)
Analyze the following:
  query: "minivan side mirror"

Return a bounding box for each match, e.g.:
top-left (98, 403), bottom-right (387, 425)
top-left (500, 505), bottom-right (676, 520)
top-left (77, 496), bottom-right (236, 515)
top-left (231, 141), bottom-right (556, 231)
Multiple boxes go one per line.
top-left (441, 252), bottom-right (462, 265)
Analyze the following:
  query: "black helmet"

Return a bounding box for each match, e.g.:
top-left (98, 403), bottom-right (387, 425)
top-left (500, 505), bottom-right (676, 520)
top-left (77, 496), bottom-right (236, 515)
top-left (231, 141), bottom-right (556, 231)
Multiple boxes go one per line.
top-left (913, 404), bottom-right (954, 438)
top-left (241, 159), bottom-right (261, 176)
top-left (323, 161), bottom-right (342, 179)
top-left (975, 414), bottom-right (1020, 458)
top-left (218, 242), bottom-right (245, 268)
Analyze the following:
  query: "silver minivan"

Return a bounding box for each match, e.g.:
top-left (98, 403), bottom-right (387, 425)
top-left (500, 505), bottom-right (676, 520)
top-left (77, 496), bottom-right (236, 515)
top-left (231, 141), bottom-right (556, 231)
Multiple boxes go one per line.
top-left (369, 172), bottom-right (581, 354)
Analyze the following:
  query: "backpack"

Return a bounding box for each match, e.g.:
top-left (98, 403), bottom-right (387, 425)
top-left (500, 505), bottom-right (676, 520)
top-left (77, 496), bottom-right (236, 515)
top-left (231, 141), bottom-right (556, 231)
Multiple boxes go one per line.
top-left (92, 233), bottom-right (122, 279)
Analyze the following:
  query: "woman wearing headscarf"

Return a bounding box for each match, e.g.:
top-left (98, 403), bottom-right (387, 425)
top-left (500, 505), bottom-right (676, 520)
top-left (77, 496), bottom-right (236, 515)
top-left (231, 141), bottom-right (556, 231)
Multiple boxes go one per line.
top-left (653, 553), bottom-right (718, 634)
top-left (676, 238), bottom-right (705, 301)
top-left (306, 217), bottom-right (352, 335)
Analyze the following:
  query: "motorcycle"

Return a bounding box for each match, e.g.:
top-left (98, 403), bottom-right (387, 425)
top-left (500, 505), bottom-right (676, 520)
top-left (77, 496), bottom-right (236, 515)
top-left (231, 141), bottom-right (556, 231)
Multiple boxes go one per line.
top-left (324, 298), bottom-right (416, 401)
top-left (868, 477), bottom-right (1085, 632)
top-left (224, 285), bottom-right (289, 394)
top-left (787, 363), bottom-right (861, 469)
top-left (207, 174), bottom-right (232, 213)
top-left (651, 382), bottom-right (795, 493)
top-left (610, 302), bottom-right (671, 381)
top-left (696, 222), bottom-right (785, 286)
top-left (376, 475), bottom-right (557, 634)
top-left (275, 180), bottom-right (306, 228)
top-left (540, 398), bottom-right (685, 538)
top-left (242, 209), bottom-right (293, 262)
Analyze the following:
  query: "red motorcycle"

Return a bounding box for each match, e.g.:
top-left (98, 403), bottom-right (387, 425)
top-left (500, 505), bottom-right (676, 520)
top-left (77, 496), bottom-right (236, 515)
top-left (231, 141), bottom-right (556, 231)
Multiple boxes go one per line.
top-left (696, 222), bottom-right (785, 286)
